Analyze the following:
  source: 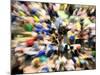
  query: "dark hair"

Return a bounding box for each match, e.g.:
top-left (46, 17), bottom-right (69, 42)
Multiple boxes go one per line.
top-left (70, 46), bottom-right (74, 50)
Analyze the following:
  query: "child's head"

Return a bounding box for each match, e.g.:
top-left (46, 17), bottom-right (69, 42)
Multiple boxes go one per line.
top-left (31, 58), bottom-right (41, 68)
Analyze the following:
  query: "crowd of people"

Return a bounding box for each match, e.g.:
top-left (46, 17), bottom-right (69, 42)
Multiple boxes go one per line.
top-left (11, 1), bottom-right (96, 74)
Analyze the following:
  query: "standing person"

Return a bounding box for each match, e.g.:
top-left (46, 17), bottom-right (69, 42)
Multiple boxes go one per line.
top-left (76, 19), bottom-right (84, 46)
top-left (47, 4), bottom-right (59, 21)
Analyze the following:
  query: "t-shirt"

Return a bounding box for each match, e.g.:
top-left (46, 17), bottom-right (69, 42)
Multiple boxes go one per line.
top-left (75, 22), bottom-right (81, 31)
top-left (19, 10), bottom-right (26, 16)
top-left (57, 10), bottom-right (68, 19)
top-left (26, 39), bottom-right (34, 47)
top-left (24, 23), bottom-right (33, 32)
top-left (67, 31), bottom-right (75, 38)
top-left (55, 17), bottom-right (63, 29)
top-left (33, 15), bottom-right (40, 22)
top-left (92, 51), bottom-right (96, 57)
top-left (83, 17), bottom-right (91, 25)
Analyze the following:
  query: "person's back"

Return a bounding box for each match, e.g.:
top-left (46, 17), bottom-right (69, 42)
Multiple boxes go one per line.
top-left (24, 23), bottom-right (33, 32)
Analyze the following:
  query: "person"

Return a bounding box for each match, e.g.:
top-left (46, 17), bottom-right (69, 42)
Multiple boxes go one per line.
top-left (23, 57), bottom-right (41, 73)
top-left (11, 1), bottom-right (96, 74)
top-left (11, 64), bottom-right (24, 74)
top-left (26, 39), bottom-right (34, 47)
top-left (64, 56), bottom-right (75, 71)
top-left (11, 55), bottom-right (25, 74)
top-left (47, 4), bottom-right (59, 21)
top-left (23, 21), bottom-right (33, 32)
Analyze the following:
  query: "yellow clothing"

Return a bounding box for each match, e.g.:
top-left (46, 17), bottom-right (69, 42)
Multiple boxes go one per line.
top-left (75, 22), bottom-right (81, 31)
top-left (33, 15), bottom-right (39, 22)
top-left (19, 11), bottom-right (26, 16)
top-left (67, 31), bottom-right (75, 38)
top-left (32, 58), bottom-right (40, 65)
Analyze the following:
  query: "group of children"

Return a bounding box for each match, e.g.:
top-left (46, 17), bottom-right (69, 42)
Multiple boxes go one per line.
top-left (11, 1), bottom-right (96, 74)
